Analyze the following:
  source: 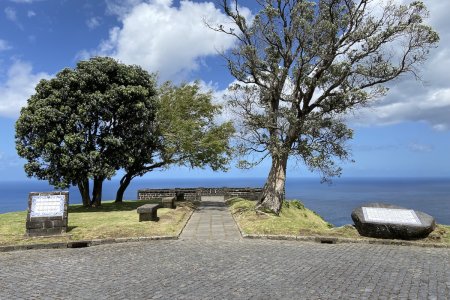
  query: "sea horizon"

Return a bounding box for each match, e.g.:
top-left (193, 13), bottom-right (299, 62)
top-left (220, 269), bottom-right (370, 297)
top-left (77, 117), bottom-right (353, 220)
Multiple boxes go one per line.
top-left (1, 176), bottom-right (449, 227)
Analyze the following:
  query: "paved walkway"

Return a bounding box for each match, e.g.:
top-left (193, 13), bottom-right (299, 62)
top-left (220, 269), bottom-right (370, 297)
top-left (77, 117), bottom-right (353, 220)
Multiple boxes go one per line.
top-left (181, 196), bottom-right (241, 241)
top-left (0, 240), bottom-right (449, 299)
top-left (1, 201), bottom-right (449, 299)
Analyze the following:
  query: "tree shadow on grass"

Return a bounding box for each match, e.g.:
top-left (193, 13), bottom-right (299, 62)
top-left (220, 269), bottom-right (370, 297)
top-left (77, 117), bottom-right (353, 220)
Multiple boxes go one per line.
top-left (68, 199), bottom-right (162, 214)
top-left (67, 226), bottom-right (78, 232)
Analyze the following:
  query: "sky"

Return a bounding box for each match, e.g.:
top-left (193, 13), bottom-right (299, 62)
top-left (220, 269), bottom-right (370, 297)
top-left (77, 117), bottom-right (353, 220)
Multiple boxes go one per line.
top-left (0, 0), bottom-right (449, 183)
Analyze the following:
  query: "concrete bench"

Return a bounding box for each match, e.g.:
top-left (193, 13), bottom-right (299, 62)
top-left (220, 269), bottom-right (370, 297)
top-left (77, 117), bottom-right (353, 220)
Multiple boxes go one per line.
top-left (162, 196), bottom-right (176, 209)
top-left (137, 204), bottom-right (161, 222)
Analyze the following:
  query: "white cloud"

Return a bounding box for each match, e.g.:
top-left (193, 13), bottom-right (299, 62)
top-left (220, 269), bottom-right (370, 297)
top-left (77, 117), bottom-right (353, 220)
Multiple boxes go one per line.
top-left (105, 0), bottom-right (144, 19)
top-left (408, 143), bottom-right (433, 153)
top-left (27, 10), bottom-right (36, 18)
top-left (92, 0), bottom-right (251, 81)
top-left (196, 80), bottom-right (223, 104)
top-left (0, 39), bottom-right (11, 51)
top-left (352, 85), bottom-right (450, 131)
top-left (186, 79), bottom-right (232, 124)
top-left (350, 1), bottom-right (450, 131)
top-left (86, 17), bottom-right (101, 29)
top-left (4, 6), bottom-right (24, 29)
top-left (9, 0), bottom-right (46, 3)
top-left (0, 60), bottom-right (52, 118)
top-left (4, 7), bottom-right (17, 22)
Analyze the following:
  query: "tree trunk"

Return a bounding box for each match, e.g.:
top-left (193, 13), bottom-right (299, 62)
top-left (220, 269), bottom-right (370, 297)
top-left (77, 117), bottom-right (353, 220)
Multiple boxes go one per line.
top-left (115, 173), bottom-right (133, 203)
top-left (91, 177), bottom-right (104, 207)
top-left (77, 178), bottom-right (91, 207)
top-left (256, 155), bottom-right (288, 215)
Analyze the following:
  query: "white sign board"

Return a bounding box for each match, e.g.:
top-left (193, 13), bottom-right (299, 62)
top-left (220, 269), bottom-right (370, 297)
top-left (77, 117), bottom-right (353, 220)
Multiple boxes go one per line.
top-left (30, 195), bottom-right (65, 218)
top-left (362, 207), bottom-right (421, 225)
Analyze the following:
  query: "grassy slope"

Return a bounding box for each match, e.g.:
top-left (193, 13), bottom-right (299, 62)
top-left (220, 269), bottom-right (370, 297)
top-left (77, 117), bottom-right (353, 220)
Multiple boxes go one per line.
top-left (0, 200), bottom-right (194, 246)
top-left (228, 198), bottom-right (450, 244)
top-left (228, 198), bottom-right (333, 235)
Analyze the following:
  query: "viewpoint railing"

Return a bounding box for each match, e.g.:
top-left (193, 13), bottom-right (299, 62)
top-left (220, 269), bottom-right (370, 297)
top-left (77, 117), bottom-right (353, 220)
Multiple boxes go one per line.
top-left (137, 187), bottom-right (262, 201)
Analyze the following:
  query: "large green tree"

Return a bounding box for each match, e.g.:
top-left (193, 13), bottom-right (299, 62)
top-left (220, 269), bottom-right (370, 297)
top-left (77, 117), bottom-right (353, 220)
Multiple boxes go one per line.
top-left (115, 81), bottom-right (235, 202)
top-left (16, 57), bottom-right (234, 207)
top-left (16, 57), bottom-right (159, 207)
top-left (213, 0), bottom-right (439, 213)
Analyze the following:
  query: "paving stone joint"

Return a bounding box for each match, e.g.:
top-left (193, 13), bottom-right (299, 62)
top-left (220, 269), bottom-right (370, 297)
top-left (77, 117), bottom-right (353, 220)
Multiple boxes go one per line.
top-left (1, 196), bottom-right (449, 299)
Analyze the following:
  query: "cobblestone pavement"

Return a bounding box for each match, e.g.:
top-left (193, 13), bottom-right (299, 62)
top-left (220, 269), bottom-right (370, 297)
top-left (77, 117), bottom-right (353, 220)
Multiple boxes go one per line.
top-left (0, 239), bottom-right (449, 299)
top-left (181, 196), bottom-right (241, 241)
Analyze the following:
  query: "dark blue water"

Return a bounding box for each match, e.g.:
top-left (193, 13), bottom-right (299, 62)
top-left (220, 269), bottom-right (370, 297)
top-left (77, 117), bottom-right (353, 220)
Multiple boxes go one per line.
top-left (1, 177), bottom-right (449, 226)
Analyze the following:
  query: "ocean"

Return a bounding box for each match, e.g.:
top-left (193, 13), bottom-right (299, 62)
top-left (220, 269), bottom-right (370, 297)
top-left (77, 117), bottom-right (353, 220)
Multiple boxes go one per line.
top-left (1, 177), bottom-right (449, 227)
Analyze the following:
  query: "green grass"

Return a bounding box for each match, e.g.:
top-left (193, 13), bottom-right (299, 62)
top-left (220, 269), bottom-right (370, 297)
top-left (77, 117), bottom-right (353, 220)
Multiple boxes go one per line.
top-left (228, 198), bottom-right (333, 235)
top-left (228, 198), bottom-right (450, 244)
top-left (0, 200), bottom-right (194, 246)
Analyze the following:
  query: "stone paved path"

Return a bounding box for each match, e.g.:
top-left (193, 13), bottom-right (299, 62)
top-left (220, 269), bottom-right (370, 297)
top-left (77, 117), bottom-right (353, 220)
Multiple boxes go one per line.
top-left (0, 240), bottom-right (449, 299)
top-left (1, 202), bottom-right (450, 299)
top-left (180, 196), bottom-right (241, 241)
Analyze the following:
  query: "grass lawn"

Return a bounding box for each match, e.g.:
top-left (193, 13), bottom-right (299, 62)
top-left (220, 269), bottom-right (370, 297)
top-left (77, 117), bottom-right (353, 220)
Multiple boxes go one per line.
top-left (0, 200), bottom-right (194, 246)
top-left (228, 198), bottom-right (450, 245)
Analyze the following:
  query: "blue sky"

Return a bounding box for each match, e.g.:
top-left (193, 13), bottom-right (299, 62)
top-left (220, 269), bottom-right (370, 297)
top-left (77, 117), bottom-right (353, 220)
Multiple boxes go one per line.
top-left (0, 0), bottom-right (449, 182)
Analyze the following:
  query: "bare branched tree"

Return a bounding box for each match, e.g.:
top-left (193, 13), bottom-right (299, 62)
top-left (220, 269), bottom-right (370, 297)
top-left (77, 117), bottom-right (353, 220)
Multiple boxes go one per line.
top-left (209, 0), bottom-right (439, 214)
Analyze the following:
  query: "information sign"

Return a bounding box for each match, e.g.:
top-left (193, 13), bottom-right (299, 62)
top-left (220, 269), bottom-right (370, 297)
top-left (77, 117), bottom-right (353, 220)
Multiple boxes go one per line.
top-left (362, 207), bottom-right (421, 225)
top-left (30, 195), bottom-right (65, 218)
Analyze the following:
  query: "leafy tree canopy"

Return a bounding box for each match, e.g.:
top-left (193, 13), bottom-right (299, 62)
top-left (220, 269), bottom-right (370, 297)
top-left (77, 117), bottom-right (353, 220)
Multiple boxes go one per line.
top-left (16, 57), bottom-right (235, 206)
top-left (115, 81), bottom-right (235, 202)
top-left (211, 0), bottom-right (439, 213)
top-left (16, 57), bottom-right (159, 206)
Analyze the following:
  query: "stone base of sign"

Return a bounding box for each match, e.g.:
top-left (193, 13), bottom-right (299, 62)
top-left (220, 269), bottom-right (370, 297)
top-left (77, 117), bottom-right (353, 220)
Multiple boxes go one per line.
top-left (351, 203), bottom-right (435, 240)
top-left (26, 227), bottom-right (67, 237)
top-left (26, 192), bottom-right (69, 237)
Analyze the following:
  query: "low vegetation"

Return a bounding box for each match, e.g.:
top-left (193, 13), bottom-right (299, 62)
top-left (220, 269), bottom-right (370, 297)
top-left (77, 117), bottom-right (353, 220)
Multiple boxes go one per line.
top-left (228, 198), bottom-right (332, 235)
top-left (2, 198), bottom-right (448, 247)
top-left (0, 200), bottom-right (193, 246)
top-left (228, 198), bottom-right (450, 244)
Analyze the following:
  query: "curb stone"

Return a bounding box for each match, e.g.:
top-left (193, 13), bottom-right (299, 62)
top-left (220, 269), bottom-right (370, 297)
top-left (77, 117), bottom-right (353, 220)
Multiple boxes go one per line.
top-left (176, 205), bottom-right (195, 238)
top-left (0, 205), bottom-right (196, 253)
top-left (227, 202), bottom-right (450, 249)
top-left (1, 206), bottom-right (448, 252)
top-left (0, 235), bottom-right (178, 253)
top-left (239, 233), bottom-right (450, 249)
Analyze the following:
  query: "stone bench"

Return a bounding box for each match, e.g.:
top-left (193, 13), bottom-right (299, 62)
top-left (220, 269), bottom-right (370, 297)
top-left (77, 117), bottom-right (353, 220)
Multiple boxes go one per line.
top-left (137, 204), bottom-right (161, 222)
top-left (162, 196), bottom-right (176, 209)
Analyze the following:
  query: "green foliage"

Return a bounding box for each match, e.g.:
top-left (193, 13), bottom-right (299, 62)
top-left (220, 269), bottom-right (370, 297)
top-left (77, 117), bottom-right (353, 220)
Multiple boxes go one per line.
top-left (16, 57), bottom-right (158, 204)
top-left (230, 199), bottom-right (450, 239)
top-left (115, 81), bottom-right (235, 202)
top-left (282, 200), bottom-right (305, 210)
top-left (214, 0), bottom-right (439, 213)
top-left (16, 57), bottom-right (235, 206)
top-left (0, 201), bottom-right (194, 246)
top-left (220, 0), bottom-right (439, 180)
top-left (229, 198), bottom-right (335, 235)
top-left (157, 81), bottom-right (235, 171)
